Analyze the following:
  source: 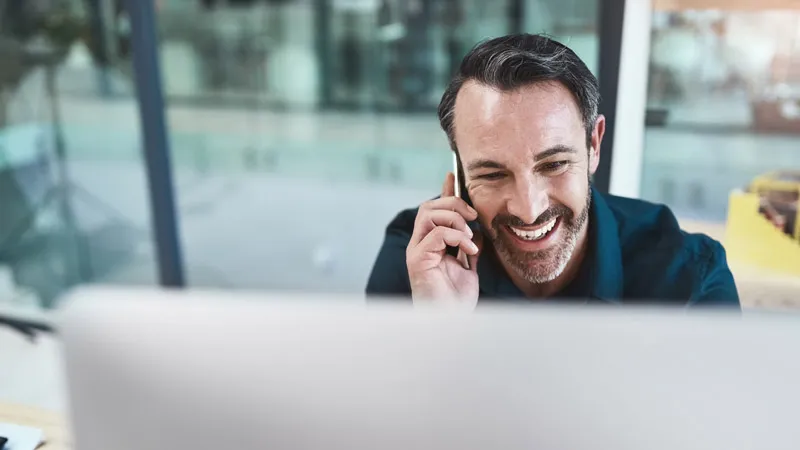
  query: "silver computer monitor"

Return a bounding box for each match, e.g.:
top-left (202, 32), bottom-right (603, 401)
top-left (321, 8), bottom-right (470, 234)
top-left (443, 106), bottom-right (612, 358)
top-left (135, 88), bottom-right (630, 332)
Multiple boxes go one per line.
top-left (60, 286), bottom-right (800, 450)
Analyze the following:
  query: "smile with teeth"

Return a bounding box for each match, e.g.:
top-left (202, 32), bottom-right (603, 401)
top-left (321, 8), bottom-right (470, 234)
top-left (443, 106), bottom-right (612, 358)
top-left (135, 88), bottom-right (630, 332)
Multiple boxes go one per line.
top-left (509, 217), bottom-right (558, 241)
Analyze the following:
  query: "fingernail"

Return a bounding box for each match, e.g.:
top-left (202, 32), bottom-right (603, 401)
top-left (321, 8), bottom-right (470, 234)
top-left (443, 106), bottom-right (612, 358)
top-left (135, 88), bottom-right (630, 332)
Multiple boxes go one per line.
top-left (469, 241), bottom-right (479, 252)
top-left (465, 225), bottom-right (473, 237)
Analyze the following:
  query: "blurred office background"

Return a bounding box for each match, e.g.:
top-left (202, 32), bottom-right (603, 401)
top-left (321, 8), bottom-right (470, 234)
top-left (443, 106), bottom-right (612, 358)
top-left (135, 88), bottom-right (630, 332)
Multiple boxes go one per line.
top-left (0, 0), bottom-right (600, 309)
top-left (0, 0), bottom-right (798, 314)
top-left (642, 4), bottom-right (800, 221)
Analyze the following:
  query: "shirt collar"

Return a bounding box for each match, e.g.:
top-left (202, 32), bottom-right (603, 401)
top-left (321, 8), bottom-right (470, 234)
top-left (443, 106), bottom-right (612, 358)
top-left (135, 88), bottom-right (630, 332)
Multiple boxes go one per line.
top-left (477, 188), bottom-right (624, 303)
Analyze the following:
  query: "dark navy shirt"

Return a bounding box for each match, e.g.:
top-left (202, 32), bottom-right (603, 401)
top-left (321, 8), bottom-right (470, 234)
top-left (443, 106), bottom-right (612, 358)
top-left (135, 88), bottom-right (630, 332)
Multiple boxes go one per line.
top-left (366, 189), bottom-right (740, 307)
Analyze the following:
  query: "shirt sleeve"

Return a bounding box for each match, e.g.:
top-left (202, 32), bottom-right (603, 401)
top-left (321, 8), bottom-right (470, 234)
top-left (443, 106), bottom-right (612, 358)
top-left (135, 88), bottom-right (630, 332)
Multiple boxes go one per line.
top-left (690, 240), bottom-right (741, 308)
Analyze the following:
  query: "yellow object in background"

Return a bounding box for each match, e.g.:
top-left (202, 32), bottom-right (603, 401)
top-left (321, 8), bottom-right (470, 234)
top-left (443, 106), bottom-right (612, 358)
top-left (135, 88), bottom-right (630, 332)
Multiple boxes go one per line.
top-left (725, 172), bottom-right (800, 277)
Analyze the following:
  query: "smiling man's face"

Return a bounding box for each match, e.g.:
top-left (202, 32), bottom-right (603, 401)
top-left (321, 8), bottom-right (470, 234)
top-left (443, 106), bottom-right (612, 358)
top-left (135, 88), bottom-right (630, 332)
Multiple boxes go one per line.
top-left (453, 80), bottom-right (604, 286)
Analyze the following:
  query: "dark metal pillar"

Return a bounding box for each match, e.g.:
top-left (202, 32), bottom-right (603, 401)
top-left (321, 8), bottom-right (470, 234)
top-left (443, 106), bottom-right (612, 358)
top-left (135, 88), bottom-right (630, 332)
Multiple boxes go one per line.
top-left (594, 0), bottom-right (626, 193)
top-left (125, 0), bottom-right (186, 287)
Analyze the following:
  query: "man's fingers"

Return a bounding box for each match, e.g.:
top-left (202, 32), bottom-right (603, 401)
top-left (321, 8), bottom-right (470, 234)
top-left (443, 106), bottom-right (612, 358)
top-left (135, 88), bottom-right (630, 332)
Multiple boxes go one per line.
top-left (442, 171), bottom-right (456, 198)
top-left (418, 196), bottom-right (478, 221)
top-left (415, 226), bottom-right (479, 256)
top-left (458, 231), bottom-right (483, 270)
top-left (467, 231), bottom-right (483, 272)
top-left (410, 209), bottom-right (471, 246)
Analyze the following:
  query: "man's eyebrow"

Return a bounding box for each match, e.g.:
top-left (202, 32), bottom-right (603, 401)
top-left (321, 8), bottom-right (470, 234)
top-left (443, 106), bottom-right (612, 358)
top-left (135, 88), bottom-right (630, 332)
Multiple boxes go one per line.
top-left (466, 159), bottom-right (507, 172)
top-left (534, 145), bottom-right (578, 162)
top-left (465, 145), bottom-right (578, 172)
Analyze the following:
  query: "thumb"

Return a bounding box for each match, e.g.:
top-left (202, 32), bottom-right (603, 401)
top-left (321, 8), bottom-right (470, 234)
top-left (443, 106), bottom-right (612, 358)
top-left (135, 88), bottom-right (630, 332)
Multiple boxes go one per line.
top-left (467, 231), bottom-right (483, 273)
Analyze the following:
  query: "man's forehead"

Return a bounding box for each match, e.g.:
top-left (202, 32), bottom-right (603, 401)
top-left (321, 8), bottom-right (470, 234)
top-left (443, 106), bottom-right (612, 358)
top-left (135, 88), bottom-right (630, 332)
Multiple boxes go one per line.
top-left (452, 80), bottom-right (584, 159)
top-left (453, 80), bottom-right (583, 132)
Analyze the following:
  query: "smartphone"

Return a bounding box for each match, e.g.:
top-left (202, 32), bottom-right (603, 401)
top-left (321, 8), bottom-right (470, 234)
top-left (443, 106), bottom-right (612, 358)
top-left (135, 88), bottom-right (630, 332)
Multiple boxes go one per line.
top-left (453, 153), bottom-right (473, 207)
top-left (450, 153), bottom-right (475, 268)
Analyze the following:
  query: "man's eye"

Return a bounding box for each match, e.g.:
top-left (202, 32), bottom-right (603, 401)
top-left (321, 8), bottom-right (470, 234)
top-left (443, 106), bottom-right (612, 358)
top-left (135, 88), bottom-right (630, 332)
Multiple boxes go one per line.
top-left (541, 161), bottom-right (569, 172)
top-left (475, 172), bottom-right (505, 180)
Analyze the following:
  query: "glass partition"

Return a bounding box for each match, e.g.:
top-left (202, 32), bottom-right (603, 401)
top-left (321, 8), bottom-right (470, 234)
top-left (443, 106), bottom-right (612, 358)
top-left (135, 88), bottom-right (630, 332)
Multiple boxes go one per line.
top-left (154, 0), bottom-right (601, 292)
top-left (642, 4), bottom-right (800, 220)
top-left (0, 0), bottom-right (158, 310)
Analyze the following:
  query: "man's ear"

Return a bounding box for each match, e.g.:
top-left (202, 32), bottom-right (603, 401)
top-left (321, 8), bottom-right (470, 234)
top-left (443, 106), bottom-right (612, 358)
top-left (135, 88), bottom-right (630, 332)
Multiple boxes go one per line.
top-left (588, 115), bottom-right (605, 176)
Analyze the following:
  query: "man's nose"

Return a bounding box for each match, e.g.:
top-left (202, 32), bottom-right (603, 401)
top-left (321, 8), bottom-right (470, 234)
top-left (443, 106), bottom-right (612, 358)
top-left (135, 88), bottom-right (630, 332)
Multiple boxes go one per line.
top-left (506, 178), bottom-right (549, 225)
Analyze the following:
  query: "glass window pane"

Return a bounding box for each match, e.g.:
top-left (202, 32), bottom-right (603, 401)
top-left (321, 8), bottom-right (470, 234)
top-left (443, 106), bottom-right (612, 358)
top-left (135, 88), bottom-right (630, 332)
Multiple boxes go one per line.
top-left (156, 0), bottom-right (599, 292)
top-left (0, 0), bottom-right (159, 312)
top-left (642, 5), bottom-right (800, 219)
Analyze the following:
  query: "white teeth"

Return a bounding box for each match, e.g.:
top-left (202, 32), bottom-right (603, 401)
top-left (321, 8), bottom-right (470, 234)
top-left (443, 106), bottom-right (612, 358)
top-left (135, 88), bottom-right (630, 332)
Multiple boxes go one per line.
top-left (510, 218), bottom-right (557, 241)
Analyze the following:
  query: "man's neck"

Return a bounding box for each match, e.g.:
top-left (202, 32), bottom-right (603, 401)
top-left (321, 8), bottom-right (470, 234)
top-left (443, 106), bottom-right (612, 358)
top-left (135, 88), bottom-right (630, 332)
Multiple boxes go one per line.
top-left (503, 221), bottom-right (591, 298)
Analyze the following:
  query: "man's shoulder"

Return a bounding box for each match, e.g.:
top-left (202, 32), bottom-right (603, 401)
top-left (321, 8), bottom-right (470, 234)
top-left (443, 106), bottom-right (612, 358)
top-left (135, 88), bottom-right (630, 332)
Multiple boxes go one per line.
top-left (365, 205), bottom-right (421, 296)
top-left (601, 194), bottom-right (734, 303)
top-left (602, 193), bottom-right (719, 254)
top-left (383, 205), bottom-right (421, 238)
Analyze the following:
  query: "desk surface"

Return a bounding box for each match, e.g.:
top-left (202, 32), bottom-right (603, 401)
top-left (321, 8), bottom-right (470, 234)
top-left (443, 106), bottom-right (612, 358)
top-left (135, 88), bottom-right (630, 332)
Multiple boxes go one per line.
top-left (0, 403), bottom-right (70, 450)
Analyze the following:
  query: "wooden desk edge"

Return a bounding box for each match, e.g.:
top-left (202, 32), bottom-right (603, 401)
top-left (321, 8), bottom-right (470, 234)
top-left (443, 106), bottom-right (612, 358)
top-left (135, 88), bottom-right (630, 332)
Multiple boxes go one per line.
top-left (0, 403), bottom-right (71, 450)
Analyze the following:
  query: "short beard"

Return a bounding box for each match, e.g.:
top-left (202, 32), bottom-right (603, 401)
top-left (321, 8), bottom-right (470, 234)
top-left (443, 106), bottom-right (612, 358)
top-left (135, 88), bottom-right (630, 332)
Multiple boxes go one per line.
top-left (488, 188), bottom-right (592, 284)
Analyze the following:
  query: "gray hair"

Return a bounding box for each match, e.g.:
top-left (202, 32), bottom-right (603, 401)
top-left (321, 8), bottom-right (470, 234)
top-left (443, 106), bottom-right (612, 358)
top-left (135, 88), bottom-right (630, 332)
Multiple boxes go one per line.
top-left (438, 34), bottom-right (600, 153)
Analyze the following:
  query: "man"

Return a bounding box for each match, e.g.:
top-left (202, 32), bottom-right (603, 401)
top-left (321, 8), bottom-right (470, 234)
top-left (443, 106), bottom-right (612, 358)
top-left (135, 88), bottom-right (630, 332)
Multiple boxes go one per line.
top-left (366, 34), bottom-right (739, 307)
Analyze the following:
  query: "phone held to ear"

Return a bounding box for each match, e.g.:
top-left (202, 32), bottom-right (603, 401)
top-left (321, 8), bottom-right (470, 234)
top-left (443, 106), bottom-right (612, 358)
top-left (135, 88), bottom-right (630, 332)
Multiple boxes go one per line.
top-left (449, 154), bottom-right (479, 269)
top-left (453, 153), bottom-right (472, 207)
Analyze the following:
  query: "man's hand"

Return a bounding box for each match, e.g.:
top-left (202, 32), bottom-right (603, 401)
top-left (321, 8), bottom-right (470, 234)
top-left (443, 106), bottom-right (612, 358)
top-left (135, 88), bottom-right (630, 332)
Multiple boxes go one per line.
top-left (406, 172), bottom-right (483, 307)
